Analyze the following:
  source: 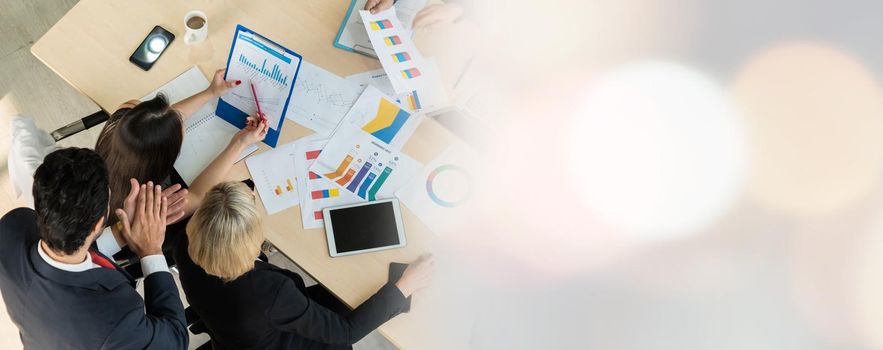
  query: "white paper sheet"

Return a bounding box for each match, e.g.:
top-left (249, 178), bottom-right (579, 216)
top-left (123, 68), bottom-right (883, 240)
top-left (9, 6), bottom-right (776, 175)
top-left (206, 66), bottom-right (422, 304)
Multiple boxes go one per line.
top-left (142, 67), bottom-right (258, 185)
top-left (360, 7), bottom-right (429, 94)
top-left (286, 61), bottom-right (362, 136)
top-left (346, 58), bottom-right (449, 113)
top-left (395, 142), bottom-right (480, 235)
top-left (245, 141), bottom-right (300, 215)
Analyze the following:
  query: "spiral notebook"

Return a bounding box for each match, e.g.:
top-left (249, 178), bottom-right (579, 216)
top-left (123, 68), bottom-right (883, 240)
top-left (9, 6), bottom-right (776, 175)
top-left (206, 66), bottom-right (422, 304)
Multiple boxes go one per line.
top-left (142, 67), bottom-right (258, 185)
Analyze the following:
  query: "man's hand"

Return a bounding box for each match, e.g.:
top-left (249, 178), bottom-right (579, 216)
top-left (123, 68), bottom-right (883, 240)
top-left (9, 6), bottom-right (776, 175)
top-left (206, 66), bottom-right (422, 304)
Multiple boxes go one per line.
top-left (395, 254), bottom-right (435, 297)
top-left (115, 181), bottom-right (167, 258)
top-left (208, 68), bottom-right (240, 97)
top-left (364, 0), bottom-right (393, 14)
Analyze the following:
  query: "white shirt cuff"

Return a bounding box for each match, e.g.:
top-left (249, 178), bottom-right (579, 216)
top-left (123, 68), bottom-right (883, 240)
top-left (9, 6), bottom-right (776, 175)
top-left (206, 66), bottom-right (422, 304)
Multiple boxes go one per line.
top-left (95, 226), bottom-right (123, 258)
top-left (140, 255), bottom-right (170, 277)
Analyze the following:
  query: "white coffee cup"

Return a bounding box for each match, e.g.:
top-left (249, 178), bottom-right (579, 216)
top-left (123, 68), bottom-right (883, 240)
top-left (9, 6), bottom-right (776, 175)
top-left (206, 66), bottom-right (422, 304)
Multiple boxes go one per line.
top-left (184, 10), bottom-right (208, 45)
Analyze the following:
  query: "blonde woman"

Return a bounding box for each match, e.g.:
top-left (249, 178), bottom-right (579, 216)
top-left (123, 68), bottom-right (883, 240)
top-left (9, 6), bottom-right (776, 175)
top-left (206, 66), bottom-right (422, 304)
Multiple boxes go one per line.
top-left (173, 181), bottom-right (434, 350)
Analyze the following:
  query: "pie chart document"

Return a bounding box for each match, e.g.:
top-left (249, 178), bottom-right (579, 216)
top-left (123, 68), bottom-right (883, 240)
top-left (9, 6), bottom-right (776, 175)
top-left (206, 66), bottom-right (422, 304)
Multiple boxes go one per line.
top-left (396, 141), bottom-right (480, 235)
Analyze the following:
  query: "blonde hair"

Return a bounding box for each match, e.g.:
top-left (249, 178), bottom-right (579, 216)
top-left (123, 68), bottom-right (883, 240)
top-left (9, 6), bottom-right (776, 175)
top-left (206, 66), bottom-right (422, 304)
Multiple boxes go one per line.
top-left (187, 181), bottom-right (263, 281)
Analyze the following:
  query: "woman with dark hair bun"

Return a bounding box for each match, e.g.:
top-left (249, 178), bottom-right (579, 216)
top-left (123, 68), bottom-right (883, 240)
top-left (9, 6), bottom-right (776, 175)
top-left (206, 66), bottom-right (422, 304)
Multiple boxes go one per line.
top-left (94, 68), bottom-right (268, 255)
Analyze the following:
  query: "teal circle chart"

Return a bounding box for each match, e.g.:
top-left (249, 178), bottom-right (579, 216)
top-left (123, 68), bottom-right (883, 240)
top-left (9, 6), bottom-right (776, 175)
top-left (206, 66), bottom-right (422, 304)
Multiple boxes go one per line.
top-left (425, 164), bottom-right (471, 208)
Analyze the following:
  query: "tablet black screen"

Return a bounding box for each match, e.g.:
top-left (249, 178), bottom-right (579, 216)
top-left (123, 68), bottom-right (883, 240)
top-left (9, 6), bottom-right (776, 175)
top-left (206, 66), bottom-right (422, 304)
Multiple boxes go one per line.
top-left (329, 201), bottom-right (400, 253)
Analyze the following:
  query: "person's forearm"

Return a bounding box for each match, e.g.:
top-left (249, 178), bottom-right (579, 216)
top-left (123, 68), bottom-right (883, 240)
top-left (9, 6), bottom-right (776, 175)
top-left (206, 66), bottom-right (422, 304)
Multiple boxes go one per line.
top-left (186, 139), bottom-right (247, 212)
top-left (171, 89), bottom-right (216, 120)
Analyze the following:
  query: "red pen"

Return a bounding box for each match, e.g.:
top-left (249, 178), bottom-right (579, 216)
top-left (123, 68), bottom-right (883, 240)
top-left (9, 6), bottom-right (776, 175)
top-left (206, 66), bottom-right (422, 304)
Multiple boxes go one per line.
top-left (250, 82), bottom-right (267, 124)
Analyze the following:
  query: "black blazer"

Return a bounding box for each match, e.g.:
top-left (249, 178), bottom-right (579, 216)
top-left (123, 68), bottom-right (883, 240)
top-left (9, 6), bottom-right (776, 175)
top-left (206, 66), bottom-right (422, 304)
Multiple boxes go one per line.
top-left (173, 233), bottom-right (408, 350)
top-left (0, 208), bottom-right (189, 349)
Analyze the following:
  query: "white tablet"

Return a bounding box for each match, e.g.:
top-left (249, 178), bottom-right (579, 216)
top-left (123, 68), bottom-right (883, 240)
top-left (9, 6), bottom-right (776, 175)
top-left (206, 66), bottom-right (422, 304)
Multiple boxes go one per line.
top-left (323, 199), bottom-right (407, 257)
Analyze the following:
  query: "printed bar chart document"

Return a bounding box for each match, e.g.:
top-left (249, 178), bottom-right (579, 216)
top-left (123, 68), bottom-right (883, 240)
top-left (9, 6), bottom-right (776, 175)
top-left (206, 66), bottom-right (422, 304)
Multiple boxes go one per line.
top-left (309, 86), bottom-right (423, 201)
top-left (217, 25), bottom-right (302, 147)
top-left (293, 138), bottom-right (363, 229)
top-left (359, 7), bottom-right (428, 94)
top-left (245, 141), bottom-right (301, 215)
top-left (333, 0), bottom-right (427, 57)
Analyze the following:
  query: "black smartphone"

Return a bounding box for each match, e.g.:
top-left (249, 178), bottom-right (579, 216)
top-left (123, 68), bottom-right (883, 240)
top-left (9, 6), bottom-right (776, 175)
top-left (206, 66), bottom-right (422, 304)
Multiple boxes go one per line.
top-left (129, 25), bottom-right (175, 71)
top-left (388, 262), bottom-right (412, 312)
top-left (242, 178), bottom-right (256, 191)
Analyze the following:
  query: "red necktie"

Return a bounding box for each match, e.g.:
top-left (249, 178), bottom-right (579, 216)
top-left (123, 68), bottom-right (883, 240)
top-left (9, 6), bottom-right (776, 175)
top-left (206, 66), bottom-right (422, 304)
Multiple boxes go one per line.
top-left (89, 250), bottom-right (118, 270)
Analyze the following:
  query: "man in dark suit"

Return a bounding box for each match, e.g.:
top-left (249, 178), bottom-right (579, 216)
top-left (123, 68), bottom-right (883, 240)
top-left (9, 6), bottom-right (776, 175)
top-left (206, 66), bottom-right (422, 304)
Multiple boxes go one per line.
top-left (0, 148), bottom-right (188, 349)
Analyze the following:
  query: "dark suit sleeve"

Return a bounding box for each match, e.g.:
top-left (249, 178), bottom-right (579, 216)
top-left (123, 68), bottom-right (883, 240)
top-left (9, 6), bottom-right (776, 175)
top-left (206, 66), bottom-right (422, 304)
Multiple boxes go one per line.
top-left (101, 272), bottom-right (189, 350)
top-left (267, 278), bottom-right (407, 345)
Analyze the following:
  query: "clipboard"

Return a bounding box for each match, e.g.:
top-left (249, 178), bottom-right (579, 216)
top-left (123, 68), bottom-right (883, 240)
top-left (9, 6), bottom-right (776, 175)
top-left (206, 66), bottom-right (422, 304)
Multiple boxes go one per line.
top-left (217, 25), bottom-right (302, 148)
top-left (333, 0), bottom-right (377, 58)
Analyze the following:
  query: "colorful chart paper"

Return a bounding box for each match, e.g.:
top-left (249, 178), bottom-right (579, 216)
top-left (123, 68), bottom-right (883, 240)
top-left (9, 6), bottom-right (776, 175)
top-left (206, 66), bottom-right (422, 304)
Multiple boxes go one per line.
top-left (392, 52), bottom-right (411, 62)
top-left (310, 86), bottom-right (423, 201)
top-left (384, 35), bottom-right (402, 46)
top-left (294, 138), bottom-right (362, 229)
top-left (360, 8), bottom-right (427, 94)
top-left (405, 90), bottom-right (422, 110)
top-left (333, 0), bottom-right (427, 56)
top-left (401, 68), bottom-right (421, 79)
top-left (346, 61), bottom-right (449, 113)
top-left (361, 99), bottom-right (411, 144)
top-left (370, 19), bottom-right (393, 30)
top-left (245, 141), bottom-right (301, 215)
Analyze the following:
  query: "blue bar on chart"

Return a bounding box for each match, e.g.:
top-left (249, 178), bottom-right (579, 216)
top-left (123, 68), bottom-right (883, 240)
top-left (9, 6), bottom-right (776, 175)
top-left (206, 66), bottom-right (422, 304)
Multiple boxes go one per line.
top-left (357, 172), bottom-right (377, 198)
top-left (370, 19), bottom-right (393, 30)
top-left (391, 52), bottom-right (411, 63)
top-left (239, 54), bottom-right (289, 85)
top-left (346, 162), bottom-right (373, 192)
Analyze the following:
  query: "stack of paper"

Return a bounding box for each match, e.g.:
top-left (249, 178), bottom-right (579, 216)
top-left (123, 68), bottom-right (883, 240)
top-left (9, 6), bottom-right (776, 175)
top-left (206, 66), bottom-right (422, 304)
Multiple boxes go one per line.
top-left (309, 86), bottom-right (423, 205)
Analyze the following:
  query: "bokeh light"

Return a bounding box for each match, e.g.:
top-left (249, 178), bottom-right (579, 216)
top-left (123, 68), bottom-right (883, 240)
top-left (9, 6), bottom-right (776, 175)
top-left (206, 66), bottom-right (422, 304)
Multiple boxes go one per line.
top-left (732, 43), bottom-right (883, 216)
top-left (568, 61), bottom-right (746, 240)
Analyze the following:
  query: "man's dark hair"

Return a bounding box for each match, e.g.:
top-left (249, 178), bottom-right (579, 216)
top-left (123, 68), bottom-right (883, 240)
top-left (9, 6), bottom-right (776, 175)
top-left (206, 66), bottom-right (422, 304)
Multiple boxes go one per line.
top-left (33, 148), bottom-right (109, 255)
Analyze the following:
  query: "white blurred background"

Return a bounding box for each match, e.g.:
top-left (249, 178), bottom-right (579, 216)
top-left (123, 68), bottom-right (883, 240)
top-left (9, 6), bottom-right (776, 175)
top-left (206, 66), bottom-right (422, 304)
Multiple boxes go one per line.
top-left (430, 0), bottom-right (883, 348)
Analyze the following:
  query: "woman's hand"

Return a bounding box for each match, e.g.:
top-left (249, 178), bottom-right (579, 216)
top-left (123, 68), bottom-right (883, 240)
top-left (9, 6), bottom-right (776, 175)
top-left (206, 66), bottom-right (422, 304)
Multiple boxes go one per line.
top-left (208, 69), bottom-right (241, 97)
top-left (232, 115), bottom-right (269, 148)
top-left (412, 4), bottom-right (464, 30)
top-left (364, 0), bottom-right (393, 14)
top-left (115, 181), bottom-right (167, 258)
top-left (395, 254), bottom-right (435, 297)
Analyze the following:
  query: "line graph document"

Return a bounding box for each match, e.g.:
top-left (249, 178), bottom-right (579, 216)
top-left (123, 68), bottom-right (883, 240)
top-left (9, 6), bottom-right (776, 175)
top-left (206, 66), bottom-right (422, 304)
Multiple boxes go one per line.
top-left (142, 67), bottom-right (258, 185)
top-left (286, 61), bottom-right (363, 137)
